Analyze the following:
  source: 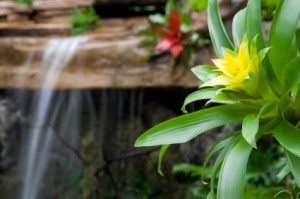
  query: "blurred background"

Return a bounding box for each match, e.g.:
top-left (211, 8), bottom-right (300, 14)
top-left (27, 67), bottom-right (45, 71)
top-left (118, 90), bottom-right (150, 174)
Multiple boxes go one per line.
top-left (0, 0), bottom-right (297, 198)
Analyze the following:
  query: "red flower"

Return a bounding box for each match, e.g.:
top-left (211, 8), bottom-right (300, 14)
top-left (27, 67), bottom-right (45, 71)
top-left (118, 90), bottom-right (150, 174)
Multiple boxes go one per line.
top-left (156, 11), bottom-right (183, 57)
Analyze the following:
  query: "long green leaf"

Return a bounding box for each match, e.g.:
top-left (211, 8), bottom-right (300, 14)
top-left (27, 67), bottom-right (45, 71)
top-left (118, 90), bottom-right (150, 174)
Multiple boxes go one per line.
top-left (286, 150), bottom-right (300, 187)
top-left (191, 65), bottom-right (221, 83)
top-left (258, 100), bottom-right (278, 119)
top-left (232, 9), bottom-right (246, 49)
top-left (294, 88), bottom-right (300, 119)
top-left (157, 145), bottom-right (170, 176)
top-left (207, 0), bottom-right (233, 58)
top-left (273, 120), bottom-right (300, 157)
top-left (242, 114), bottom-right (259, 148)
top-left (135, 104), bottom-right (258, 147)
top-left (207, 142), bottom-right (235, 199)
top-left (217, 137), bottom-right (252, 199)
top-left (276, 163), bottom-right (290, 183)
top-left (181, 88), bottom-right (218, 113)
top-left (245, 0), bottom-right (265, 51)
top-left (283, 57), bottom-right (300, 90)
top-left (202, 131), bottom-right (239, 182)
top-left (296, 29), bottom-right (300, 53)
top-left (268, 0), bottom-right (300, 79)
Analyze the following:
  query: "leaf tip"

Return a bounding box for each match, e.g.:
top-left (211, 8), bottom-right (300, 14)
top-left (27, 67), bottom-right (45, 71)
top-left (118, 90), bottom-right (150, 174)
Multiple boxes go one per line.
top-left (158, 170), bottom-right (164, 176)
top-left (181, 106), bottom-right (188, 113)
top-left (134, 140), bottom-right (143, 147)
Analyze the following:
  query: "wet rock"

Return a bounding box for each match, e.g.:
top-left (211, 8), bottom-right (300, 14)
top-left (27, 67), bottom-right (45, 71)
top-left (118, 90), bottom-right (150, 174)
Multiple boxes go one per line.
top-left (33, 0), bottom-right (94, 11)
top-left (0, 1), bottom-right (30, 13)
top-left (0, 0), bottom-right (249, 89)
top-left (6, 13), bottom-right (28, 22)
top-left (0, 98), bottom-right (23, 161)
top-left (0, 8), bottom-right (13, 17)
top-left (0, 156), bottom-right (13, 172)
top-left (0, 16), bottom-right (213, 89)
top-left (95, 0), bottom-right (165, 5)
top-left (0, 23), bottom-right (70, 36)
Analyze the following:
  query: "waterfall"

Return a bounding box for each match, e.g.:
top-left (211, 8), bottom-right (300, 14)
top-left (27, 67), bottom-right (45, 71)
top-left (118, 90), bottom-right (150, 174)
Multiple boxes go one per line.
top-left (20, 36), bottom-right (89, 199)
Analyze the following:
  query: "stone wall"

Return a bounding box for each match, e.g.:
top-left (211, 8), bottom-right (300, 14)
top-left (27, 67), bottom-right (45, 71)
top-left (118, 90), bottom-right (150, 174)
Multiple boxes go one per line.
top-left (95, 0), bottom-right (165, 5)
top-left (0, 0), bottom-right (94, 36)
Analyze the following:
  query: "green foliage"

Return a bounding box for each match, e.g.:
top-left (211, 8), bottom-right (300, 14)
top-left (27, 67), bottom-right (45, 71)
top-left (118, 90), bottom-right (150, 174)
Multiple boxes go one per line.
top-left (136, 0), bottom-right (300, 198)
top-left (246, 140), bottom-right (285, 186)
top-left (261, 0), bottom-right (279, 20)
top-left (16, 0), bottom-right (32, 6)
top-left (188, 0), bottom-right (208, 12)
top-left (71, 6), bottom-right (99, 35)
top-left (172, 163), bottom-right (211, 198)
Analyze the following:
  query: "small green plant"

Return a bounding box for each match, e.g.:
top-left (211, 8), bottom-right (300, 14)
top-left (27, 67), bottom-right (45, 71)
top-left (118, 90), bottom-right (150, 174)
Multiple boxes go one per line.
top-left (16, 0), bottom-right (32, 6)
top-left (135, 0), bottom-right (300, 198)
top-left (71, 6), bottom-right (99, 35)
top-left (188, 0), bottom-right (208, 12)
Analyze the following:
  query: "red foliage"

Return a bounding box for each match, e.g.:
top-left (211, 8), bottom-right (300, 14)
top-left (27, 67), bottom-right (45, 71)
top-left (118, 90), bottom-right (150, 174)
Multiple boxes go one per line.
top-left (156, 11), bottom-right (183, 57)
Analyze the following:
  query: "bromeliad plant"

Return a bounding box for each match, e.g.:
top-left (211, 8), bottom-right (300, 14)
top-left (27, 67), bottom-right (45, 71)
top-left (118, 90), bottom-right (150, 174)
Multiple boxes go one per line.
top-left (135, 0), bottom-right (300, 198)
top-left (138, 0), bottom-right (209, 70)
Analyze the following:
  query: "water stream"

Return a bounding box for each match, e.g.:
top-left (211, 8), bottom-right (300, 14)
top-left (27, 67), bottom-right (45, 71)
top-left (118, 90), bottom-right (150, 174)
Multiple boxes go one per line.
top-left (19, 37), bottom-right (90, 199)
top-left (0, 34), bottom-right (151, 199)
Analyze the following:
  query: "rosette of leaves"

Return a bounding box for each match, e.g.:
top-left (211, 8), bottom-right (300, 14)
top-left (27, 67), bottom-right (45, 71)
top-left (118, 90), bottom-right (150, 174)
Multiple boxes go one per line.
top-left (135, 0), bottom-right (300, 198)
top-left (138, 0), bottom-right (208, 71)
top-left (71, 6), bottom-right (99, 35)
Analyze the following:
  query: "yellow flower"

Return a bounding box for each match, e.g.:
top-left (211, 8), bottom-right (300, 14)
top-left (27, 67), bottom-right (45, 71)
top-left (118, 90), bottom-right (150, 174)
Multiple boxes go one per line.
top-left (202, 36), bottom-right (255, 89)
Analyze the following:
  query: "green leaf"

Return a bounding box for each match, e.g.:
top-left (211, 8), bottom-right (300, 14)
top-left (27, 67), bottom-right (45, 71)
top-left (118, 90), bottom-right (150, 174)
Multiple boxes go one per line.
top-left (268, 0), bottom-right (300, 79)
top-left (258, 65), bottom-right (279, 100)
top-left (232, 9), bottom-right (246, 49)
top-left (172, 163), bottom-right (202, 176)
top-left (157, 145), bottom-right (170, 176)
top-left (245, 0), bottom-right (265, 51)
top-left (242, 114), bottom-right (259, 148)
top-left (286, 150), bottom-right (300, 187)
top-left (189, 0), bottom-right (208, 12)
top-left (138, 38), bottom-right (158, 47)
top-left (294, 88), bottom-right (300, 119)
top-left (296, 29), bottom-right (300, 53)
top-left (258, 100), bottom-right (278, 118)
top-left (273, 120), bottom-right (300, 157)
top-left (283, 57), bottom-right (300, 90)
top-left (207, 142), bottom-right (235, 199)
top-left (135, 104), bottom-right (258, 147)
top-left (217, 137), bottom-right (252, 199)
top-left (207, 0), bottom-right (233, 58)
top-left (191, 65), bottom-right (221, 83)
top-left (210, 90), bottom-right (263, 105)
top-left (165, 0), bottom-right (175, 15)
top-left (149, 14), bottom-right (166, 24)
top-left (289, 34), bottom-right (298, 61)
top-left (202, 132), bottom-right (239, 182)
top-left (181, 88), bottom-right (218, 113)
top-left (276, 162), bottom-right (290, 183)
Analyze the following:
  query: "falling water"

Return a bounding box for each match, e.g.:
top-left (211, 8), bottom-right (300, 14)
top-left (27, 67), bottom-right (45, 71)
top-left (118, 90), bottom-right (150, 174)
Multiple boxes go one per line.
top-left (20, 36), bottom-right (89, 199)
